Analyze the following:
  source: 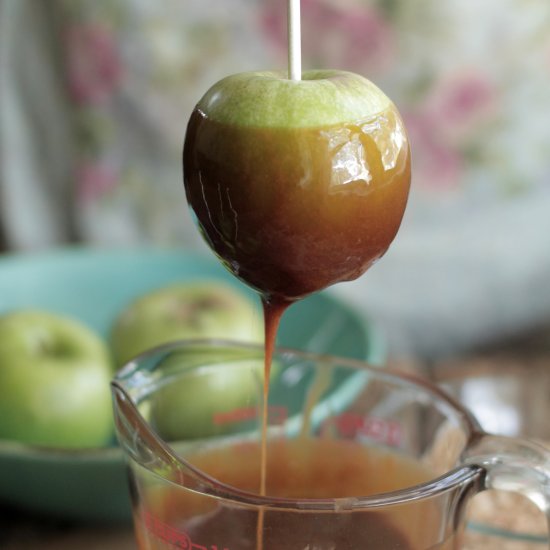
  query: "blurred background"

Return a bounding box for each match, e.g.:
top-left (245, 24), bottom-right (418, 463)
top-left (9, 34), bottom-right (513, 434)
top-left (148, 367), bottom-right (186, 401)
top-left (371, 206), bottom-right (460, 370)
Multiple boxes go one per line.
top-left (1, 0), bottom-right (550, 360)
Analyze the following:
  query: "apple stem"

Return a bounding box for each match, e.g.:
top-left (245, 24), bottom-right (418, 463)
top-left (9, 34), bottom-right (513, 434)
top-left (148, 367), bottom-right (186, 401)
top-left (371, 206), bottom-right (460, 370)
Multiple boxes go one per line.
top-left (288, 0), bottom-right (302, 81)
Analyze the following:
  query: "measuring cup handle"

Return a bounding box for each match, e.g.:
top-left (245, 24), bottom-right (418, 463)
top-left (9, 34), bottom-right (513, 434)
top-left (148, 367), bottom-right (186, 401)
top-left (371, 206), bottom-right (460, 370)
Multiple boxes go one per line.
top-left (465, 433), bottom-right (550, 547)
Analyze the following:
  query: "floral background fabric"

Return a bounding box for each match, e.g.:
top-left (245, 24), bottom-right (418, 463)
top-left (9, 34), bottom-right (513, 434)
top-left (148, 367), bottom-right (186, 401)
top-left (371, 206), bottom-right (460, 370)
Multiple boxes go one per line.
top-left (1, 0), bottom-right (550, 357)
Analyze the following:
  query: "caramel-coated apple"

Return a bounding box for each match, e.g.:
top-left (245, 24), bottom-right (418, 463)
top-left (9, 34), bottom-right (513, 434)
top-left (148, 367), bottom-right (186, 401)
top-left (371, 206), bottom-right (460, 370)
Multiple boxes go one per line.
top-left (183, 70), bottom-right (411, 303)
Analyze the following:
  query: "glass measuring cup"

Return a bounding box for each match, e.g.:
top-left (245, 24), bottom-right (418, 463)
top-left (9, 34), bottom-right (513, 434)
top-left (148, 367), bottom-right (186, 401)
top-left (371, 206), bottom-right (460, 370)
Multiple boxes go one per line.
top-left (111, 340), bottom-right (550, 549)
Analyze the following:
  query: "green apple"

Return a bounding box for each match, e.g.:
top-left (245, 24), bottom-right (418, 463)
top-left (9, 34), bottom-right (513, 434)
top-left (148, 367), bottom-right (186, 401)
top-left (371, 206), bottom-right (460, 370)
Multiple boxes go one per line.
top-left (183, 70), bottom-right (410, 300)
top-left (146, 348), bottom-right (269, 441)
top-left (0, 310), bottom-right (114, 448)
top-left (195, 69), bottom-right (392, 128)
top-left (110, 281), bottom-right (264, 367)
top-left (110, 282), bottom-right (275, 441)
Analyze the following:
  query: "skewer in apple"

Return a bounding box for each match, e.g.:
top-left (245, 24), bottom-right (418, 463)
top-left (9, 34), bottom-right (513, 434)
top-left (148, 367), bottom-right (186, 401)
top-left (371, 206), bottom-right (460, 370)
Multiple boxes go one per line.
top-left (182, 1), bottom-right (411, 525)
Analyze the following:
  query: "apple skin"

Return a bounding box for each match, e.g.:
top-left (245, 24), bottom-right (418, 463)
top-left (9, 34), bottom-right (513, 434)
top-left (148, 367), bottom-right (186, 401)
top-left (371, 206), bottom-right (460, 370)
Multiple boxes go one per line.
top-left (147, 353), bottom-right (269, 441)
top-left (0, 310), bottom-right (114, 448)
top-left (110, 281), bottom-right (264, 367)
top-left (197, 70), bottom-right (392, 128)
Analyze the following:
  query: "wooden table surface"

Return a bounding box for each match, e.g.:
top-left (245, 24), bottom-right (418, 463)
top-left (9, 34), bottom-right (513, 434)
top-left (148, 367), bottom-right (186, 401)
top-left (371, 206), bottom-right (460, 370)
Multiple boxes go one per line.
top-left (1, 506), bottom-right (135, 549)
top-left (1, 511), bottom-right (543, 550)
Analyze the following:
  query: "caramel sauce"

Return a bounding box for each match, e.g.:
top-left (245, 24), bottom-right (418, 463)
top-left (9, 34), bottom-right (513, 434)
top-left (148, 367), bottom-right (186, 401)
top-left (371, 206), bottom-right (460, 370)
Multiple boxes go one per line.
top-left (183, 109), bottom-right (410, 302)
top-left (134, 438), bottom-right (460, 549)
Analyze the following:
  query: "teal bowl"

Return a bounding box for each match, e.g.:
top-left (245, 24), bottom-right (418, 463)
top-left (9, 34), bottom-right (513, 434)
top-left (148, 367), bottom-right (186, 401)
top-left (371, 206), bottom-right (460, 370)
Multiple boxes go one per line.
top-left (0, 247), bottom-right (385, 523)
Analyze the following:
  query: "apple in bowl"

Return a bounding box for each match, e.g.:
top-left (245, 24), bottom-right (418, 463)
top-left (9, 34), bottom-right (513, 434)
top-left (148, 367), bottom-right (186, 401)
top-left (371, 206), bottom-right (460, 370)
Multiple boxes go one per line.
top-left (110, 281), bottom-right (269, 440)
top-left (0, 310), bottom-right (114, 448)
top-left (110, 281), bottom-right (264, 366)
top-left (144, 348), bottom-right (270, 441)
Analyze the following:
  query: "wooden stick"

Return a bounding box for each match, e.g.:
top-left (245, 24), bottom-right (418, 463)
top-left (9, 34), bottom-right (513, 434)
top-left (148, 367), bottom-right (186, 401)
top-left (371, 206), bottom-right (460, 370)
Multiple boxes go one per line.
top-left (288, 0), bottom-right (302, 80)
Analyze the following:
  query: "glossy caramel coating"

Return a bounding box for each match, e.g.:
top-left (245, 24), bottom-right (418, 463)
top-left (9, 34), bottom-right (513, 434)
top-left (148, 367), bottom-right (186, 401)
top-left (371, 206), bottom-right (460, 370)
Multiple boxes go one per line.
top-left (183, 107), bottom-right (410, 301)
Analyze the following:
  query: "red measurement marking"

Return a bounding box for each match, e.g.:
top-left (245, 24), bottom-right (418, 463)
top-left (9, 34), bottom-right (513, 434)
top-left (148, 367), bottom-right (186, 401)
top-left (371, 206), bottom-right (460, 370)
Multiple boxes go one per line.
top-left (142, 510), bottom-right (230, 550)
top-left (213, 405), bottom-right (287, 426)
top-left (321, 413), bottom-right (403, 447)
